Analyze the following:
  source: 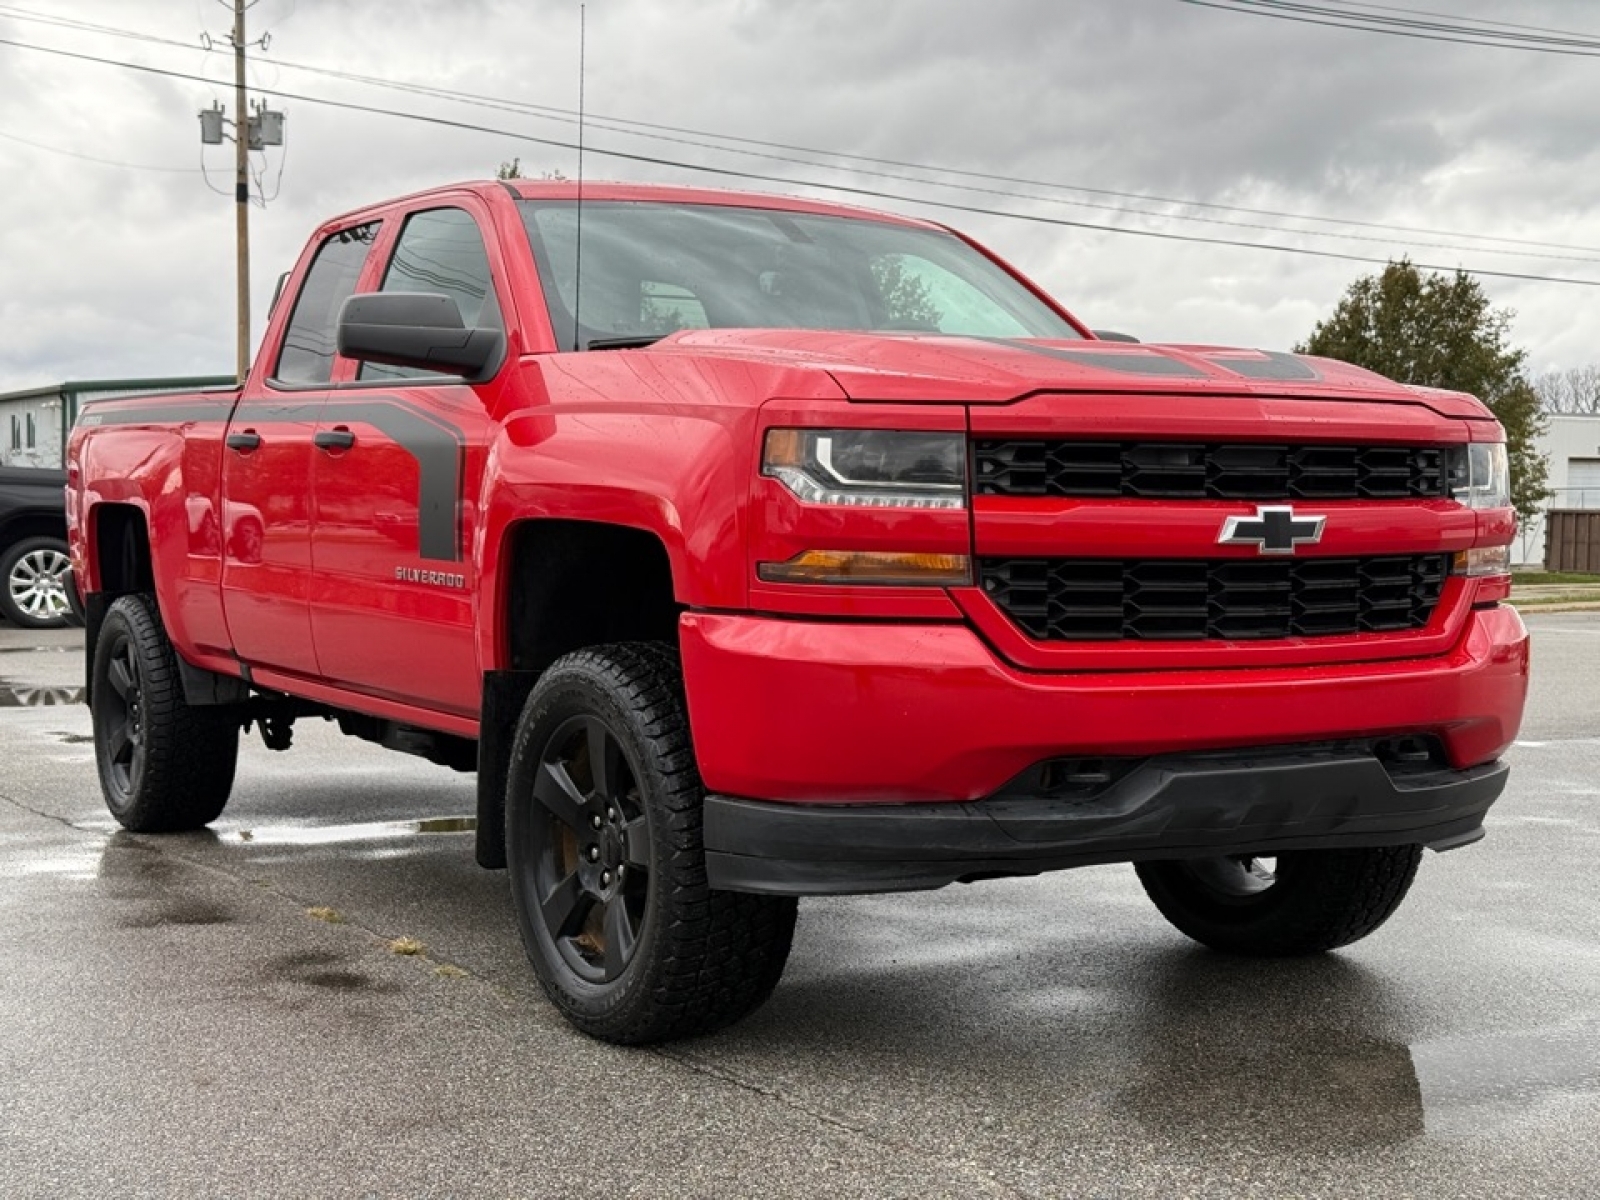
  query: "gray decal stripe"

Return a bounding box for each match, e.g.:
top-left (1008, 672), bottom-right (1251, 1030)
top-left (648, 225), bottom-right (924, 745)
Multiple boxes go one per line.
top-left (234, 399), bottom-right (321, 420)
top-left (325, 399), bottom-right (466, 563)
top-left (1199, 351), bottom-right (1321, 382)
top-left (77, 399), bottom-right (238, 425)
top-left (81, 393), bottom-right (467, 564)
top-left (985, 339), bottom-right (1210, 379)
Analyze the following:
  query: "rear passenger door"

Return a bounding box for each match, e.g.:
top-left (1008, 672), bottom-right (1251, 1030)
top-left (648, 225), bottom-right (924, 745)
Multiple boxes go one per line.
top-left (307, 202), bottom-right (503, 718)
top-left (222, 220), bottom-right (382, 679)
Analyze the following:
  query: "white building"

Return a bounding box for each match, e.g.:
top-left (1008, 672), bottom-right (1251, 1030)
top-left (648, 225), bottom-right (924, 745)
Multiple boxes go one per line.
top-left (1519, 414), bottom-right (1600, 567)
top-left (0, 377), bottom-right (232, 470)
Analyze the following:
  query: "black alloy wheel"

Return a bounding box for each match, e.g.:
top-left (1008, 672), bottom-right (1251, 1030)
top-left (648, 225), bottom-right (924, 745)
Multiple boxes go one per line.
top-left (1134, 844), bottom-right (1424, 957)
top-left (90, 594), bottom-right (239, 831)
top-left (99, 627), bottom-right (147, 800)
top-left (529, 711), bottom-right (652, 985)
top-left (506, 644), bottom-right (797, 1044)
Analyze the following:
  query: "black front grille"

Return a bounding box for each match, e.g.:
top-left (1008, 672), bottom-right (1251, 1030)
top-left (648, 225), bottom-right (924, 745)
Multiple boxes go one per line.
top-left (972, 440), bottom-right (1458, 500)
top-left (979, 554), bottom-right (1449, 642)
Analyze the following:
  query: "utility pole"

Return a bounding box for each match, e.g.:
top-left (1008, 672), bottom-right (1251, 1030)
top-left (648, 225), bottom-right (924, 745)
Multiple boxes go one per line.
top-left (197, 3), bottom-right (284, 385)
top-left (232, 0), bottom-right (249, 384)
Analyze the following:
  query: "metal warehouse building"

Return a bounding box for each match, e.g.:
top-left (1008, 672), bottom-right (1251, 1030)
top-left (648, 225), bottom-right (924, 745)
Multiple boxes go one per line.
top-left (0, 377), bottom-right (233, 470)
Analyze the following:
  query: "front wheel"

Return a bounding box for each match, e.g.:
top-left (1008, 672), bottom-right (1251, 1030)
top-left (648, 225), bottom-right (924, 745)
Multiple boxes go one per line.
top-left (506, 644), bottom-right (797, 1044)
top-left (90, 594), bottom-right (240, 831)
top-left (1134, 845), bottom-right (1423, 956)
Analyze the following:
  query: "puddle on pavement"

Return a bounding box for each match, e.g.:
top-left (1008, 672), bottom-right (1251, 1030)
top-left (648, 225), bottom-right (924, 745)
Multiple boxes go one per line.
top-left (268, 950), bottom-right (399, 993)
top-left (0, 685), bottom-right (85, 707)
top-left (227, 815), bottom-right (476, 846)
top-left (1412, 1024), bottom-right (1600, 1136)
top-left (9, 849), bottom-right (102, 879)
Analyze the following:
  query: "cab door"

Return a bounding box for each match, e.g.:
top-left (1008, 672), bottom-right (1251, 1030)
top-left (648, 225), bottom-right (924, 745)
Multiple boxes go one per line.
top-left (222, 220), bottom-right (383, 678)
top-left (307, 203), bottom-right (504, 717)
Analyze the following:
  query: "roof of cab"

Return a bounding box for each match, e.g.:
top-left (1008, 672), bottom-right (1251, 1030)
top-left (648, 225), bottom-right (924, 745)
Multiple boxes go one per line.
top-left (328, 178), bottom-right (943, 231)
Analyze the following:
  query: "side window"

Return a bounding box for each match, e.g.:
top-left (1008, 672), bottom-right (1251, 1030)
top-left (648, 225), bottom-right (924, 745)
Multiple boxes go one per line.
top-left (25, 413), bottom-right (35, 449)
top-left (359, 207), bottom-right (502, 381)
top-left (274, 222), bottom-right (381, 384)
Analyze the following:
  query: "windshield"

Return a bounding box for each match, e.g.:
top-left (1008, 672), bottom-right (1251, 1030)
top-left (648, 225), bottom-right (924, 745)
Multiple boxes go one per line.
top-left (517, 200), bottom-right (1083, 349)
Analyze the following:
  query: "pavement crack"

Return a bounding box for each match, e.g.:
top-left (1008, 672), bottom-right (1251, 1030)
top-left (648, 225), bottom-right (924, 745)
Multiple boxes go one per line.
top-left (0, 786), bottom-right (97, 832)
top-left (649, 1050), bottom-right (1034, 1199)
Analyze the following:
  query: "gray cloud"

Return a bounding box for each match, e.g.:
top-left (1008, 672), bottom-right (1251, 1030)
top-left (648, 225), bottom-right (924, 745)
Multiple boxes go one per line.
top-left (3, 0), bottom-right (1600, 392)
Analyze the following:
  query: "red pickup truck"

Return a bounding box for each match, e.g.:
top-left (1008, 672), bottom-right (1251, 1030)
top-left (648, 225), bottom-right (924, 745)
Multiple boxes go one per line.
top-left (67, 180), bottom-right (1528, 1043)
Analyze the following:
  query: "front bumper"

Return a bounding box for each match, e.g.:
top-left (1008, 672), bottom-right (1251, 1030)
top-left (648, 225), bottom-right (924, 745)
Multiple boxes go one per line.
top-left (680, 605), bottom-right (1528, 804)
top-left (679, 604), bottom-right (1528, 895)
top-left (703, 745), bottom-right (1507, 895)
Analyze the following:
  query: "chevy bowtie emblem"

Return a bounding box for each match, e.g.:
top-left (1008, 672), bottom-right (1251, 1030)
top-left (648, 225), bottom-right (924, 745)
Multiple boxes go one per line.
top-left (1218, 505), bottom-right (1326, 555)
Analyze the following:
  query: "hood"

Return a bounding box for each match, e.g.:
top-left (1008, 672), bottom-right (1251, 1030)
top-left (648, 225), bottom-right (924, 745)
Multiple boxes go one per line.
top-left (648, 330), bottom-right (1492, 420)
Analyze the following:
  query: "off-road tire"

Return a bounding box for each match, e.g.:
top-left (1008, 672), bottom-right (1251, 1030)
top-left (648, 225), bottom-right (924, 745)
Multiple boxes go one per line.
top-left (91, 594), bottom-right (239, 831)
top-left (506, 643), bottom-right (797, 1044)
top-left (1134, 845), bottom-right (1424, 956)
top-left (1, 536), bottom-right (73, 629)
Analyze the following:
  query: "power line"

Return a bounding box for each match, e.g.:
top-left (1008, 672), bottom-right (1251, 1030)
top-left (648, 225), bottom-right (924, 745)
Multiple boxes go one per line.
top-left (0, 125), bottom-right (200, 172)
top-left (3, 31), bottom-right (1600, 289)
top-left (1181, 1), bottom-right (1600, 56)
top-left (1318, 1), bottom-right (1600, 40)
top-left (3, 0), bottom-right (1593, 259)
top-left (0, 3), bottom-right (200, 52)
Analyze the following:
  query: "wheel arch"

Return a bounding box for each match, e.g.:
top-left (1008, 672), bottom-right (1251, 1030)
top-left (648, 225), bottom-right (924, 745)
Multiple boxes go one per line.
top-left (475, 517), bottom-right (683, 870)
top-left (0, 509), bottom-right (68, 555)
top-left (80, 502), bottom-right (155, 704)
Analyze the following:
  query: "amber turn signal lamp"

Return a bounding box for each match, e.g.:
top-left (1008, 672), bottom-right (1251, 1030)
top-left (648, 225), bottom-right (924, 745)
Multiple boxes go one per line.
top-left (758, 550), bottom-right (972, 586)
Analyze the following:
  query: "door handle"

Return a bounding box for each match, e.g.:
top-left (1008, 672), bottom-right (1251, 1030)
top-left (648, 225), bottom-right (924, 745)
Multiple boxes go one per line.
top-left (225, 430), bottom-right (261, 452)
top-left (314, 427), bottom-right (356, 452)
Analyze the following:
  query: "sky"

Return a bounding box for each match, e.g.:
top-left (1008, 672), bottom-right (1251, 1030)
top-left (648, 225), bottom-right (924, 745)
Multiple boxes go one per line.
top-left (3, 0), bottom-right (1600, 393)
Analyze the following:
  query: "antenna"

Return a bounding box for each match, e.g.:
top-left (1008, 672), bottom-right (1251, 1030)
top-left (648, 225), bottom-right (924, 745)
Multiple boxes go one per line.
top-left (572, 4), bottom-right (586, 352)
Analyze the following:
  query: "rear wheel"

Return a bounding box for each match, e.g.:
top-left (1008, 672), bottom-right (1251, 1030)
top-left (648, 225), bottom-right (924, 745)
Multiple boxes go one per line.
top-left (91, 594), bottom-right (239, 831)
top-left (1134, 845), bottom-right (1423, 956)
top-left (1, 536), bottom-right (72, 629)
top-left (506, 644), bottom-right (797, 1044)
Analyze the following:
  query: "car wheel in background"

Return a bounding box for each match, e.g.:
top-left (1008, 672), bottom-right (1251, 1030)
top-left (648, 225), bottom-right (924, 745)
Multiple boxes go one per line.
top-left (0, 536), bottom-right (73, 629)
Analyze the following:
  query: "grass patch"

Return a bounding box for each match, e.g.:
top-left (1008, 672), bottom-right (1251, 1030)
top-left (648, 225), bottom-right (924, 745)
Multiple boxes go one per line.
top-left (1513, 571), bottom-right (1600, 586)
top-left (388, 936), bottom-right (426, 956)
top-left (433, 964), bottom-right (468, 979)
top-left (1513, 591), bottom-right (1600, 607)
top-left (306, 906), bottom-right (343, 924)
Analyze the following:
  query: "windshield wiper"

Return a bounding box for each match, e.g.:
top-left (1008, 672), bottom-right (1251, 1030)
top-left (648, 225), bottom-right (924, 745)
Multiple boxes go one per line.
top-left (586, 335), bottom-right (667, 351)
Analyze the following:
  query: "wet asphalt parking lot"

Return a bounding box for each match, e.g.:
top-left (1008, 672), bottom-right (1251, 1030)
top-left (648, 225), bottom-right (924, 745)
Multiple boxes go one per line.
top-left (0, 613), bottom-right (1597, 1198)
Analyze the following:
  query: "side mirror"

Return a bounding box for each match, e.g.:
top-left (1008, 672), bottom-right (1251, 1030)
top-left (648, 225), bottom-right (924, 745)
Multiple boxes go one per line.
top-left (336, 292), bottom-right (503, 379)
top-left (1093, 329), bottom-right (1140, 344)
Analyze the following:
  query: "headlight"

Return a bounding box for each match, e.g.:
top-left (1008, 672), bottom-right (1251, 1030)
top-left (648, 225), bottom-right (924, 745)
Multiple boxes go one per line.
top-left (1449, 443), bottom-right (1510, 509)
top-left (762, 429), bottom-right (966, 510)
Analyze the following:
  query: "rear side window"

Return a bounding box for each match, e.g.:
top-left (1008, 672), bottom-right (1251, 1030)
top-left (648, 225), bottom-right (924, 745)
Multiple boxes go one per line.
top-left (359, 207), bottom-right (502, 381)
top-left (274, 222), bottom-right (381, 384)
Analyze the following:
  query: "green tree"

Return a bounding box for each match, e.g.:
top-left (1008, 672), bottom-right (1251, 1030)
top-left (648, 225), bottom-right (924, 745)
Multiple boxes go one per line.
top-left (1296, 260), bottom-right (1549, 522)
top-left (870, 256), bottom-right (943, 330)
top-left (497, 158), bottom-right (568, 181)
